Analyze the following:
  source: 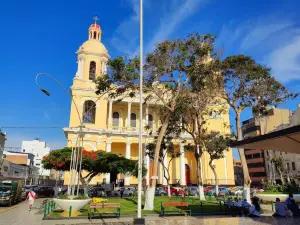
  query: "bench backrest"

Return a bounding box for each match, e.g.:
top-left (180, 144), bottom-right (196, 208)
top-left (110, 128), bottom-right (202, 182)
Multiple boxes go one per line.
top-left (162, 202), bottom-right (189, 207)
top-left (90, 203), bottom-right (120, 209)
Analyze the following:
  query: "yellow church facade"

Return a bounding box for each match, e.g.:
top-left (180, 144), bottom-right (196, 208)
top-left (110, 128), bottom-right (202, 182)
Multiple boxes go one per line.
top-left (63, 22), bottom-right (235, 186)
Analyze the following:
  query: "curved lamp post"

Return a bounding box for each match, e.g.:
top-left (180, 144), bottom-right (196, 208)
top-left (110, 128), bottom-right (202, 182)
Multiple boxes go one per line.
top-left (35, 72), bottom-right (84, 196)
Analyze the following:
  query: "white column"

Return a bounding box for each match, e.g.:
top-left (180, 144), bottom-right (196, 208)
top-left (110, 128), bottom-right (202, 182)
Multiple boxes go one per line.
top-left (162, 149), bottom-right (168, 186)
top-left (124, 142), bottom-right (131, 186)
top-left (180, 144), bottom-right (186, 186)
top-left (127, 102), bottom-right (131, 129)
top-left (105, 142), bottom-right (112, 184)
top-left (224, 151), bottom-right (228, 184)
top-left (108, 100), bottom-right (113, 128)
top-left (145, 105), bottom-right (149, 128)
top-left (144, 153), bottom-right (150, 186)
top-left (80, 58), bottom-right (84, 79)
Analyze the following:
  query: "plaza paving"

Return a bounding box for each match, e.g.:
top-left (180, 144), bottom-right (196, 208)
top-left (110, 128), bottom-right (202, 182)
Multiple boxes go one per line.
top-left (1, 199), bottom-right (300, 225)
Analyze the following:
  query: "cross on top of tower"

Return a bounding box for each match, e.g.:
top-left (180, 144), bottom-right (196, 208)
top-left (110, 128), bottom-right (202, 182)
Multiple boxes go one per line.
top-left (93, 16), bottom-right (99, 25)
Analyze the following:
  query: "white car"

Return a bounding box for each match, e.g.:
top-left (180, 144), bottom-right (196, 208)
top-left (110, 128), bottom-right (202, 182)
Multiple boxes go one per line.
top-left (111, 187), bottom-right (136, 197)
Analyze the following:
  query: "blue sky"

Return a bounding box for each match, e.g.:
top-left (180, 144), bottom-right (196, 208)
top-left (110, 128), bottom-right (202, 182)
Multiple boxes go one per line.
top-left (0, 0), bottom-right (300, 159)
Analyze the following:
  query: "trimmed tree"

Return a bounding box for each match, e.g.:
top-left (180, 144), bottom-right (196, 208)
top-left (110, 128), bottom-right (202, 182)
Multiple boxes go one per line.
top-left (271, 156), bottom-right (285, 185)
top-left (42, 147), bottom-right (141, 189)
top-left (95, 34), bottom-right (216, 210)
top-left (204, 131), bottom-right (233, 195)
top-left (221, 55), bottom-right (297, 202)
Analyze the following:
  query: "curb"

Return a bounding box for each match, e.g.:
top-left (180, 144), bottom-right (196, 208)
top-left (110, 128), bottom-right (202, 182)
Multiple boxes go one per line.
top-left (0, 204), bottom-right (19, 214)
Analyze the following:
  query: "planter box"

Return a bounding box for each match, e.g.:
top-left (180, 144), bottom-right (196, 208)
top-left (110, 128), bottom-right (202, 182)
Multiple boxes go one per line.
top-left (53, 198), bottom-right (91, 212)
top-left (254, 193), bottom-right (300, 202)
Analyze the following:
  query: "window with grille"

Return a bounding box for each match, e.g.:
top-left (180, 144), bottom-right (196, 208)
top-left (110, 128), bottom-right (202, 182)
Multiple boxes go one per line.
top-left (130, 113), bottom-right (136, 127)
top-left (83, 101), bottom-right (96, 123)
top-left (89, 61), bottom-right (96, 80)
top-left (113, 112), bottom-right (119, 127)
top-left (148, 114), bottom-right (153, 128)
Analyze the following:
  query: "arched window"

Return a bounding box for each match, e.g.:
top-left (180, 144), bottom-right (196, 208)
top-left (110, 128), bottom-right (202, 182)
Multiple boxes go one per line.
top-left (89, 61), bottom-right (96, 80)
top-left (130, 113), bottom-right (136, 127)
top-left (93, 31), bottom-right (97, 39)
top-left (148, 114), bottom-right (153, 128)
top-left (113, 112), bottom-right (119, 127)
top-left (83, 101), bottom-right (96, 123)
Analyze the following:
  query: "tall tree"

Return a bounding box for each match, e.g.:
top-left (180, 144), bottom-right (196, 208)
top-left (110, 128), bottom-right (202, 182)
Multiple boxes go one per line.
top-left (146, 136), bottom-right (181, 197)
top-left (271, 156), bottom-right (285, 185)
top-left (204, 131), bottom-right (233, 195)
top-left (95, 34), bottom-right (216, 210)
top-left (221, 55), bottom-right (297, 201)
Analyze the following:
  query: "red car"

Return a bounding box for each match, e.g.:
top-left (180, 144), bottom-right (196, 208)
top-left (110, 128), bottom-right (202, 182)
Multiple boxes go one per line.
top-left (204, 186), bottom-right (214, 194)
top-left (163, 186), bottom-right (184, 196)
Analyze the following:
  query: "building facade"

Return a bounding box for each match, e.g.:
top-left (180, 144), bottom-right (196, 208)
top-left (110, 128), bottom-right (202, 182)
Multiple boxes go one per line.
top-left (63, 21), bottom-right (235, 186)
top-left (0, 130), bottom-right (6, 159)
top-left (233, 160), bottom-right (243, 186)
top-left (2, 151), bottom-right (39, 184)
top-left (21, 139), bottom-right (51, 176)
top-left (242, 107), bottom-right (300, 185)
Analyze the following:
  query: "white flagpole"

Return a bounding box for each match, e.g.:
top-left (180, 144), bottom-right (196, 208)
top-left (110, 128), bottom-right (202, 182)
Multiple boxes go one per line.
top-left (137, 0), bottom-right (143, 219)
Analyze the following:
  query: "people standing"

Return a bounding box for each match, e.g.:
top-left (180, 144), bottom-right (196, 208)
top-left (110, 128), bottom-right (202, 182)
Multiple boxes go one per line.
top-left (273, 198), bottom-right (287, 217)
top-left (27, 189), bottom-right (36, 211)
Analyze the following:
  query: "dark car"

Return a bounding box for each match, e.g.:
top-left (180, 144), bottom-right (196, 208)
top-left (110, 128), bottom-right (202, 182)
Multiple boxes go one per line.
top-left (32, 186), bottom-right (55, 198)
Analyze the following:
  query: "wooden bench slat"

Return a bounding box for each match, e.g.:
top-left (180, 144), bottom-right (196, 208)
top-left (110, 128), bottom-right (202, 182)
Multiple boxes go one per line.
top-left (162, 202), bottom-right (189, 207)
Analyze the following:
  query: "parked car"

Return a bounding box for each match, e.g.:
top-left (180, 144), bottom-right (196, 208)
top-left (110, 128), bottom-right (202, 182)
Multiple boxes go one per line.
top-left (204, 186), bottom-right (214, 194)
top-left (111, 187), bottom-right (136, 197)
top-left (60, 187), bottom-right (87, 196)
top-left (162, 186), bottom-right (184, 196)
top-left (207, 187), bottom-right (229, 196)
top-left (230, 186), bottom-right (243, 196)
top-left (185, 186), bottom-right (199, 196)
top-left (90, 187), bottom-right (110, 197)
top-left (155, 187), bottom-right (167, 196)
top-left (32, 186), bottom-right (55, 198)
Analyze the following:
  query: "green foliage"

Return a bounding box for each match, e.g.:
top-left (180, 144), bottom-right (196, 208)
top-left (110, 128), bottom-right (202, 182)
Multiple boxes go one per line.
top-left (262, 180), bottom-right (300, 194)
top-left (73, 194), bottom-right (89, 200)
top-left (57, 194), bottom-right (69, 199)
top-left (42, 147), bottom-right (146, 184)
top-left (205, 131), bottom-right (235, 162)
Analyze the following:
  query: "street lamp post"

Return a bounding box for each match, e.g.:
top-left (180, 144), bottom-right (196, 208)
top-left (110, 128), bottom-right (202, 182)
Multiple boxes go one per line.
top-left (35, 72), bottom-right (84, 196)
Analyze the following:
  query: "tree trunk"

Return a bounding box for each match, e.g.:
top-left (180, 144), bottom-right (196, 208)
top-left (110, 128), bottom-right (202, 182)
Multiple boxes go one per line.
top-left (79, 172), bottom-right (89, 196)
top-left (209, 161), bottom-right (218, 196)
top-left (236, 112), bottom-right (251, 203)
top-left (279, 171), bottom-right (285, 185)
top-left (144, 114), bottom-right (171, 210)
top-left (197, 155), bottom-right (205, 201)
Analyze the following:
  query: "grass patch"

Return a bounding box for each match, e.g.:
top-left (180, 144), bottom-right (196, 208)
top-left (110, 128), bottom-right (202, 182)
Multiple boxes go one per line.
top-left (47, 196), bottom-right (226, 218)
top-left (257, 192), bottom-right (284, 194)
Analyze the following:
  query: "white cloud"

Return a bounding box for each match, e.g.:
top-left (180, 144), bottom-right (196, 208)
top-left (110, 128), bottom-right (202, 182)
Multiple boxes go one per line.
top-left (110, 0), bottom-right (143, 56)
top-left (217, 17), bottom-right (300, 82)
top-left (145, 0), bottom-right (206, 53)
top-left (267, 36), bottom-right (300, 82)
top-left (240, 21), bottom-right (293, 50)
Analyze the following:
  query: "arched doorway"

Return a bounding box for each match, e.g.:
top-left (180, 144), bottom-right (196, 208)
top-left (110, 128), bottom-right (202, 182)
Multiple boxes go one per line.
top-left (185, 164), bottom-right (191, 185)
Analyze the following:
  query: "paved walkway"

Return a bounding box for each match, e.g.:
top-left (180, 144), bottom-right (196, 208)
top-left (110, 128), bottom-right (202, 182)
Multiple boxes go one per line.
top-left (1, 199), bottom-right (300, 225)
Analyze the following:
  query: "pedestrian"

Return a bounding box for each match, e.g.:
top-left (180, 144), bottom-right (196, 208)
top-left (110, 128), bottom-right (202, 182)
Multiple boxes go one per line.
top-left (285, 194), bottom-right (294, 210)
top-left (272, 198), bottom-right (287, 217)
top-left (242, 199), bottom-right (251, 216)
top-left (248, 197), bottom-right (260, 217)
top-left (27, 189), bottom-right (36, 211)
top-left (289, 199), bottom-right (300, 217)
top-left (120, 188), bottom-right (124, 199)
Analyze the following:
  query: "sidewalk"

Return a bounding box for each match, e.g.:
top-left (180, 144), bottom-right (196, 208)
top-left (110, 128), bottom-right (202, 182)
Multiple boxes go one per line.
top-left (1, 199), bottom-right (300, 225)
